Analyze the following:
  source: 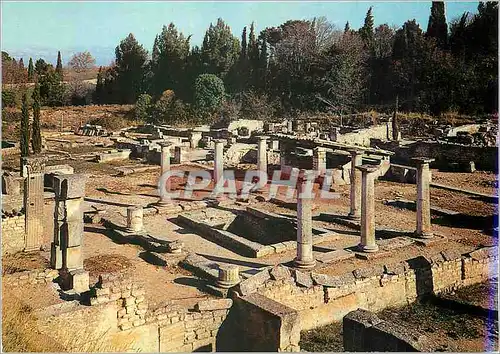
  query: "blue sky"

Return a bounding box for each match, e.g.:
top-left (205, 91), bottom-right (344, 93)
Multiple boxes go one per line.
top-left (2, 1), bottom-right (480, 66)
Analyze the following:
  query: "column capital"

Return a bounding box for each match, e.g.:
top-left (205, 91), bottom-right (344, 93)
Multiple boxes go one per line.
top-left (356, 164), bottom-right (379, 174)
top-left (159, 142), bottom-right (172, 148)
top-left (23, 156), bottom-right (47, 174)
top-left (213, 139), bottom-right (226, 144)
top-left (412, 157), bottom-right (435, 165)
top-left (257, 135), bottom-right (270, 141)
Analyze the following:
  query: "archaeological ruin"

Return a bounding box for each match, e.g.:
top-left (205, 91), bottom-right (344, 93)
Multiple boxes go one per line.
top-left (1, 113), bottom-right (498, 352)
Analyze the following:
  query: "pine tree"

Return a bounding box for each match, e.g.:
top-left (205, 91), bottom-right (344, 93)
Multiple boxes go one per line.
top-left (20, 92), bottom-right (30, 158)
top-left (31, 83), bottom-right (42, 154)
top-left (56, 51), bottom-right (63, 78)
top-left (360, 7), bottom-right (375, 46)
top-left (426, 1), bottom-right (448, 48)
top-left (28, 57), bottom-right (34, 81)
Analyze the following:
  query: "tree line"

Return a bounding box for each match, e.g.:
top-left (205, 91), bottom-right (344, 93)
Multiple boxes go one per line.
top-left (3, 2), bottom-right (498, 125)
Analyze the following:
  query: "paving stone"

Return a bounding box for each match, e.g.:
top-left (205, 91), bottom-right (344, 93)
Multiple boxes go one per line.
top-left (237, 268), bottom-right (271, 296)
top-left (294, 269), bottom-right (313, 288)
top-left (352, 265), bottom-right (385, 279)
top-left (270, 265), bottom-right (292, 281)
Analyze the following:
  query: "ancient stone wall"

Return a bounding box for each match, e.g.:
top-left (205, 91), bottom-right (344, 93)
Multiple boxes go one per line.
top-left (337, 122), bottom-right (392, 147)
top-left (37, 272), bottom-right (232, 352)
top-left (3, 268), bottom-right (59, 286)
top-left (343, 309), bottom-right (431, 351)
top-left (256, 247), bottom-right (497, 331)
top-left (2, 214), bottom-right (26, 254)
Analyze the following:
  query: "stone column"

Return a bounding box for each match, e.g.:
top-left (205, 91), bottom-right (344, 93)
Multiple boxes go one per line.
top-left (280, 142), bottom-right (292, 170)
top-left (127, 206), bottom-right (144, 233)
top-left (294, 175), bottom-right (316, 269)
top-left (217, 264), bottom-right (240, 288)
top-left (413, 157), bottom-right (435, 239)
top-left (356, 165), bottom-right (379, 253)
top-left (257, 136), bottom-right (269, 173)
top-left (213, 139), bottom-right (225, 186)
top-left (174, 146), bottom-right (183, 164)
top-left (271, 140), bottom-right (279, 150)
top-left (23, 157), bottom-right (46, 252)
top-left (52, 174), bottom-right (87, 271)
top-left (312, 147), bottom-right (327, 175)
top-left (348, 149), bottom-right (364, 220)
top-left (160, 144), bottom-right (171, 176)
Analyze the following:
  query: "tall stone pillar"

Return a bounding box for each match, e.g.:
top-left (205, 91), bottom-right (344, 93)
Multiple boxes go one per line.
top-left (294, 175), bottom-right (316, 269)
top-left (357, 165), bottom-right (379, 253)
top-left (52, 174), bottom-right (87, 271)
top-left (213, 139), bottom-right (225, 186)
top-left (312, 147), bottom-right (327, 174)
top-left (413, 157), bottom-right (435, 239)
top-left (160, 144), bottom-right (171, 176)
top-left (257, 136), bottom-right (269, 173)
top-left (23, 157), bottom-right (46, 252)
top-left (348, 149), bottom-right (364, 220)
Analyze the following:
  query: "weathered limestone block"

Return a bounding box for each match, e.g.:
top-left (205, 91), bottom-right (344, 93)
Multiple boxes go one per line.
top-left (294, 269), bottom-right (313, 288)
top-left (65, 245), bottom-right (83, 270)
top-left (53, 174), bottom-right (87, 199)
top-left (70, 269), bottom-right (90, 293)
top-left (237, 268), bottom-right (270, 296)
top-left (195, 299), bottom-right (233, 312)
top-left (270, 265), bottom-right (291, 281)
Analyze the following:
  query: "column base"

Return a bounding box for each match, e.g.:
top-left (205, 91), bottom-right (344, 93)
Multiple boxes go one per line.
top-left (216, 280), bottom-right (240, 289)
top-left (415, 231), bottom-right (434, 239)
top-left (293, 258), bottom-right (316, 269)
top-left (357, 243), bottom-right (379, 253)
top-left (347, 212), bottom-right (361, 221)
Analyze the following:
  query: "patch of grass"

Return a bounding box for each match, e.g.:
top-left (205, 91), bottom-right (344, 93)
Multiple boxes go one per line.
top-left (299, 321), bottom-right (343, 352)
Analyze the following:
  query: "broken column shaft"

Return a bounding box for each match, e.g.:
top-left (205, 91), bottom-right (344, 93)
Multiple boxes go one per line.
top-left (257, 136), bottom-right (269, 173)
top-left (413, 157), bottom-right (435, 238)
top-left (348, 149), bottom-right (364, 220)
top-left (51, 174), bottom-right (87, 271)
top-left (294, 175), bottom-right (316, 269)
top-left (356, 164), bottom-right (379, 253)
top-left (127, 206), bottom-right (144, 233)
top-left (217, 264), bottom-right (240, 288)
top-left (23, 157), bottom-right (46, 252)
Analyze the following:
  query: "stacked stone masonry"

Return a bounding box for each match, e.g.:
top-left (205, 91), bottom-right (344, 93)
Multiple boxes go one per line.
top-left (2, 215), bottom-right (26, 254)
top-left (3, 268), bottom-right (59, 286)
top-left (89, 273), bottom-right (231, 352)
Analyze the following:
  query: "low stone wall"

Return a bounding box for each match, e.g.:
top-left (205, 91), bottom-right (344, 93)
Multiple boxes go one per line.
top-left (3, 268), bottom-right (59, 286)
top-left (36, 272), bottom-right (232, 352)
top-left (343, 309), bottom-right (431, 351)
top-left (217, 292), bottom-right (301, 352)
top-left (2, 214), bottom-right (26, 254)
top-left (251, 247), bottom-right (497, 331)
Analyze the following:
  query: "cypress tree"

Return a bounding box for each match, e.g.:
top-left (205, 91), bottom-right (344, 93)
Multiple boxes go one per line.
top-left (240, 26), bottom-right (247, 61)
top-left (56, 51), bottom-right (63, 79)
top-left (31, 83), bottom-right (42, 154)
top-left (19, 58), bottom-right (25, 70)
top-left (28, 57), bottom-right (34, 81)
top-left (426, 1), bottom-right (448, 48)
top-left (20, 92), bottom-right (30, 159)
top-left (344, 21), bottom-right (351, 33)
